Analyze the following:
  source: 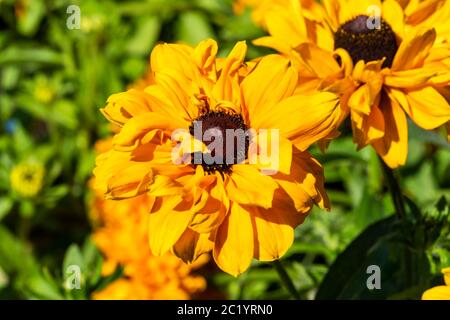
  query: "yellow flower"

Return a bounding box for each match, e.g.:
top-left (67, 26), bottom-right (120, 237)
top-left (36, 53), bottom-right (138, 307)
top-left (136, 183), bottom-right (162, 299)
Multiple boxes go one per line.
top-left (91, 138), bottom-right (207, 300)
top-left (253, 0), bottom-right (450, 168)
top-left (94, 39), bottom-right (340, 276)
top-left (10, 161), bottom-right (45, 198)
top-left (34, 80), bottom-right (55, 104)
top-left (422, 267), bottom-right (450, 300)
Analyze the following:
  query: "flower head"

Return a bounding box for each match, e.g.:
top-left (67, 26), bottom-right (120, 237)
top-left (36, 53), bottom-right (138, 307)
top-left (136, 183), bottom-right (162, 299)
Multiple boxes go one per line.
top-left (252, 0), bottom-right (450, 168)
top-left (94, 39), bottom-right (340, 276)
top-left (10, 161), bottom-right (45, 198)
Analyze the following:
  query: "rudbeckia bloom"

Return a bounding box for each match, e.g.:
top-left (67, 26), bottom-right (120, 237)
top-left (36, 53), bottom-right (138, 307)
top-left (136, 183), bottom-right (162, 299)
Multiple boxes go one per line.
top-left (94, 39), bottom-right (340, 276)
top-left (91, 138), bottom-right (207, 300)
top-left (10, 161), bottom-right (45, 198)
top-left (253, 0), bottom-right (450, 168)
top-left (422, 267), bottom-right (450, 300)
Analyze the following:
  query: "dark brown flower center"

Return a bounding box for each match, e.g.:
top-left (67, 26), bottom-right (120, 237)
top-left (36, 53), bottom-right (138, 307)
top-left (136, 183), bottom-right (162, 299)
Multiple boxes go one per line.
top-left (189, 111), bottom-right (250, 174)
top-left (334, 15), bottom-right (398, 68)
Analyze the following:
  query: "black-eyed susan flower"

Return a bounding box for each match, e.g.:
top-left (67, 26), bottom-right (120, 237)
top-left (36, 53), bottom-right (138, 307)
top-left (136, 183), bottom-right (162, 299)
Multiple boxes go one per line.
top-left (91, 138), bottom-right (207, 300)
top-left (94, 39), bottom-right (341, 276)
top-left (252, 0), bottom-right (450, 168)
top-left (10, 161), bottom-right (45, 198)
top-left (422, 267), bottom-right (450, 300)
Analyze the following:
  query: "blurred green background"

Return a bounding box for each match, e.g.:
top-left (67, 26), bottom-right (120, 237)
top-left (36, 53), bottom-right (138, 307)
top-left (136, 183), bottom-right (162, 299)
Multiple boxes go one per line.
top-left (0, 0), bottom-right (449, 300)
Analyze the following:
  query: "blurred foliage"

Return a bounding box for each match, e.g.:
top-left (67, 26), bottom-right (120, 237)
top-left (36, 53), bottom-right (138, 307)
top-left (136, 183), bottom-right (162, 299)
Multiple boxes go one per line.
top-left (0, 0), bottom-right (449, 300)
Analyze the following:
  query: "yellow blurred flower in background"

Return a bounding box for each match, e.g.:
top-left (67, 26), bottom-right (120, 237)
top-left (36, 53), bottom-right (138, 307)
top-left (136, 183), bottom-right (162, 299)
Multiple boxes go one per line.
top-left (94, 39), bottom-right (340, 276)
top-left (10, 161), bottom-right (45, 198)
top-left (233, 0), bottom-right (323, 27)
top-left (91, 138), bottom-right (207, 300)
top-left (422, 267), bottom-right (450, 300)
top-left (249, 0), bottom-right (450, 168)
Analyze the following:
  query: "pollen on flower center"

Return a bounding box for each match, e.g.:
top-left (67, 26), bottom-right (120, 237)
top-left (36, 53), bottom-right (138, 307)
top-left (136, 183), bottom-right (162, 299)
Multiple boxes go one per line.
top-left (334, 15), bottom-right (398, 68)
top-left (189, 111), bottom-right (250, 174)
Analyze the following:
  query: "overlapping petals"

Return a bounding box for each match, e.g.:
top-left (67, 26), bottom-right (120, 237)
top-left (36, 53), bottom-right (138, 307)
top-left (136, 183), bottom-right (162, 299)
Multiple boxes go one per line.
top-left (94, 39), bottom-right (338, 276)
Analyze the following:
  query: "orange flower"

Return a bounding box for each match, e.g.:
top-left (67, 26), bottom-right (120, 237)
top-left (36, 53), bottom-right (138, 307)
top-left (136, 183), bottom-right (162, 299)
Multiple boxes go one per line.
top-left (252, 0), bottom-right (450, 167)
top-left (94, 39), bottom-right (339, 276)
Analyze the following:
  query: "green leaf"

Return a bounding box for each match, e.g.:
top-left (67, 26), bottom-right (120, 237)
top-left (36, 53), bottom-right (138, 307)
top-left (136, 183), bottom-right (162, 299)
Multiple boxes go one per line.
top-left (175, 11), bottom-right (216, 45)
top-left (62, 244), bottom-right (86, 299)
top-left (81, 238), bottom-right (103, 287)
top-left (1, 66), bottom-right (20, 90)
top-left (125, 16), bottom-right (161, 56)
top-left (16, 0), bottom-right (46, 37)
top-left (0, 197), bottom-right (14, 221)
top-left (0, 225), bottom-right (39, 275)
top-left (0, 46), bottom-right (63, 66)
top-left (0, 265), bottom-right (8, 289)
top-left (51, 100), bottom-right (78, 130)
top-left (19, 200), bottom-right (35, 218)
top-left (63, 245), bottom-right (85, 280)
top-left (26, 274), bottom-right (64, 300)
top-left (353, 190), bottom-right (388, 230)
top-left (316, 216), bottom-right (431, 299)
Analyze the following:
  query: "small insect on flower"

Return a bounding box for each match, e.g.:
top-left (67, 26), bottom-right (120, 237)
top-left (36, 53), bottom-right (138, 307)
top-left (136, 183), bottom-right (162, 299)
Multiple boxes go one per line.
top-left (251, 0), bottom-right (450, 168)
top-left (94, 39), bottom-right (341, 276)
top-left (10, 161), bottom-right (45, 198)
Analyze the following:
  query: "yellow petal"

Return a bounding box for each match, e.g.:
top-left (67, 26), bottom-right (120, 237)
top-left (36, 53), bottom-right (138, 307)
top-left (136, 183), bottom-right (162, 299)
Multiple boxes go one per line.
top-left (404, 86), bottom-right (450, 130)
top-left (173, 228), bottom-right (214, 263)
top-left (147, 175), bottom-right (185, 197)
top-left (253, 92), bottom-right (341, 151)
top-left (252, 36), bottom-right (292, 54)
top-left (405, 0), bottom-right (442, 25)
top-left (274, 150), bottom-right (330, 212)
top-left (295, 43), bottom-right (341, 79)
top-left (250, 132), bottom-right (293, 176)
top-left (392, 28), bottom-right (436, 71)
top-left (148, 195), bottom-right (194, 256)
top-left (264, 3), bottom-right (307, 48)
top-left (226, 164), bottom-right (278, 209)
top-left (372, 92), bottom-right (408, 168)
top-left (250, 205), bottom-right (299, 262)
top-left (242, 54), bottom-right (298, 122)
top-left (151, 72), bottom-right (199, 121)
top-left (105, 163), bottom-right (153, 199)
top-left (384, 69), bottom-right (436, 88)
top-left (348, 84), bottom-right (374, 115)
top-left (189, 191), bottom-right (227, 234)
top-left (113, 112), bottom-right (187, 149)
top-left (382, 0), bottom-right (405, 38)
top-left (193, 39), bottom-right (218, 76)
top-left (351, 102), bottom-right (385, 148)
top-left (422, 286), bottom-right (450, 300)
top-left (213, 203), bottom-right (254, 276)
top-left (101, 90), bottom-right (155, 126)
top-left (443, 267), bottom-right (450, 286)
top-left (150, 42), bottom-right (195, 76)
top-left (212, 41), bottom-right (247, 105)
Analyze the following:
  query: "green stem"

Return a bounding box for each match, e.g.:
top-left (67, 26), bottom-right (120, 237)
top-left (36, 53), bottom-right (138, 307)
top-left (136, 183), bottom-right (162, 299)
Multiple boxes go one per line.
top-left (380, 159), bottom-right (406, 219)
top-left (18, 216), bottom-right (31, 243)
top-left (379, 157), bottom-right (412, 285)
top-left (273, 260), bottom-right (300, 300)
